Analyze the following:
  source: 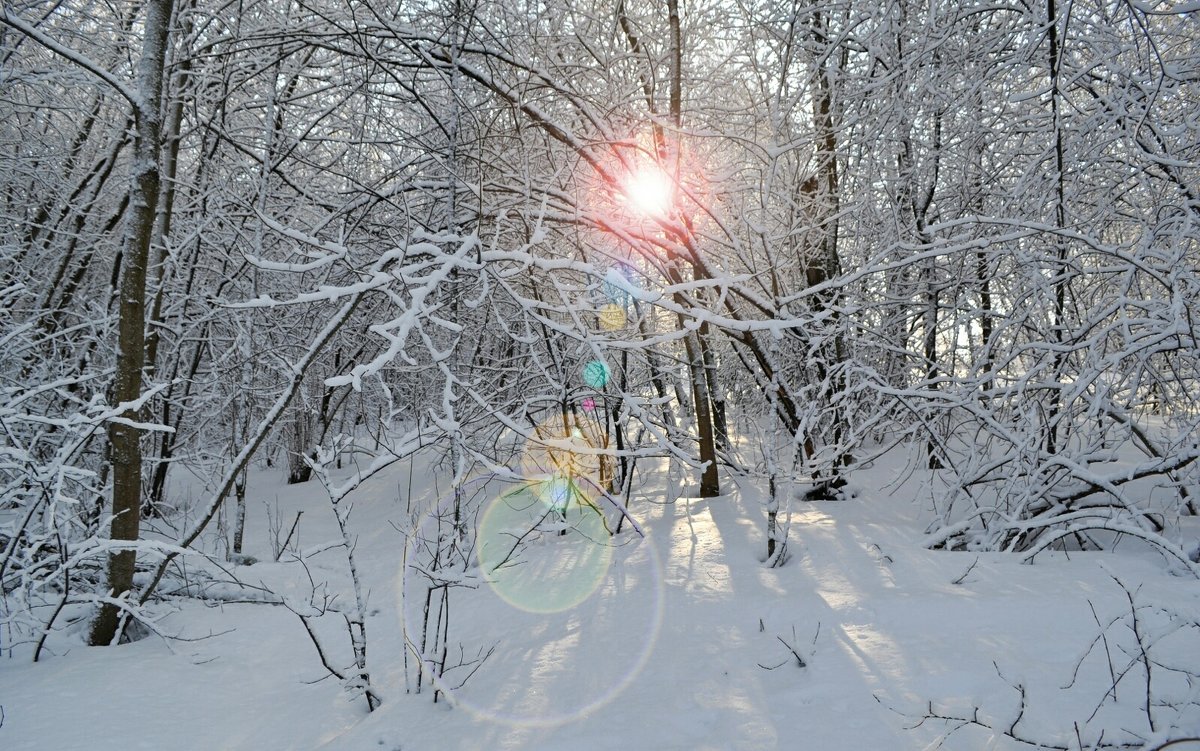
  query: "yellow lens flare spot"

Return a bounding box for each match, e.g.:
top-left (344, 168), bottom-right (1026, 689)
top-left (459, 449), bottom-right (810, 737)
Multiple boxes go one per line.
top-left (477, 481), bottom-right (613, 614)
top-left (599, 304), bottom-right (627, 331)
top-left (521, 415), bottom-right (603, 488)
top-left (622, 167), bottom-right (673, 219)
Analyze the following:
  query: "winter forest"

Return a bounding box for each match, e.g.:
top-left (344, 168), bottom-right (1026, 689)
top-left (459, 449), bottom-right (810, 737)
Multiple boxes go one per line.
top-left (1, 0), bottom-right (1199, 748)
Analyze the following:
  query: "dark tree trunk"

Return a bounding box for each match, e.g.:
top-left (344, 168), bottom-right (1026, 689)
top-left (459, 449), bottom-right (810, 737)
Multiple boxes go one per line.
top-left (90, 0), bottom-right (176, 647)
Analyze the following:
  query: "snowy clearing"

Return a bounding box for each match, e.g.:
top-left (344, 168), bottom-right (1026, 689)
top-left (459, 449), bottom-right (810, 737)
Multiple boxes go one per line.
top-left (3, 451), bottom-right (1198, 750)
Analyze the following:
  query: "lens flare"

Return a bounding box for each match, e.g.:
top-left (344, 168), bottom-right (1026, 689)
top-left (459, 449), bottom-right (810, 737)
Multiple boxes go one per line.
top-left (477, 481), bottom-right (613, 614)
top-left (538, 473), bottom-right (575, 511)
top-left (521, 415), bottom-right (601, 486)
top-left (603, 277), bottom-right (633, 308)
top-left (599, 304), bottom-right (627, 330)
top-left (398, 473), bottom-right (665, 729)
top-left (623, 167), bottom-right (673, 218)
top-left (583, 360), bottom-right (610, 389)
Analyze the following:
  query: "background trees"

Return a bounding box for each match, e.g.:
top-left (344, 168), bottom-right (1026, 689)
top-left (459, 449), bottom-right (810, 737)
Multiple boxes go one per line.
top-left (1, 0), bottom-right (1197, 650)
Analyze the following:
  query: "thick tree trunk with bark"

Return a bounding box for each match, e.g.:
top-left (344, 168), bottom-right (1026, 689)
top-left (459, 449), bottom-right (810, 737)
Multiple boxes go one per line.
top-left (668, 0), bottom-right (719, 497)
top-left (90, 0), bottom-right (176, 647)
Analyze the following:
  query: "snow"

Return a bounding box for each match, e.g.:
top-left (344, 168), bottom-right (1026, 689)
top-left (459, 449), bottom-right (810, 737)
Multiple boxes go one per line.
top-left (2, 451), bottom-right (1199, 750)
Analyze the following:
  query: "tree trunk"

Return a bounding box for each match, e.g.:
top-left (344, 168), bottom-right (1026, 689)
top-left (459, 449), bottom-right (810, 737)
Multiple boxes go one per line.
top-left (1044, 0), bottom-right (1071, 456)
top-left (804, 6), bottom-right (850, 484)
top-left (668, 0), bottom-right (719, 498)
top-left (685, 331), bottom-right (720, 497)
top-left (698, 316), bottom-right (728, 452)
top-left (90, 0), bottom-right (176, 647)
top-left (287, 411), bottom-right (316, 485)
top-left (232, 473), bottom-right (247, 556)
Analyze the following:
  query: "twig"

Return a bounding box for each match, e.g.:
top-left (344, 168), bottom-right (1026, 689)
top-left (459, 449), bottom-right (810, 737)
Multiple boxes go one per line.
top-left (276, 511), bottom-right (303, 562)
top-left (951, 556), bottom-right (980, 585)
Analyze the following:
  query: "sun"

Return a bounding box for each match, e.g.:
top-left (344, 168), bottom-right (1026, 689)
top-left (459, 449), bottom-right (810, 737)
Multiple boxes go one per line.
top-left (622, 167), bottom-right (674, 218)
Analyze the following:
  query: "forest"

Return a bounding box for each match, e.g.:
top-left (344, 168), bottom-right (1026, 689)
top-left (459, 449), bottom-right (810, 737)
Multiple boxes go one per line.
top-left (1, 0), bottom-right (1198, 749)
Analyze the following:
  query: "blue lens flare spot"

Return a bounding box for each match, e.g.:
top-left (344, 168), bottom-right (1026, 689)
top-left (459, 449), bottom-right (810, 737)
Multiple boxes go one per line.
top-left (583, 360), bottom-right (610, 389)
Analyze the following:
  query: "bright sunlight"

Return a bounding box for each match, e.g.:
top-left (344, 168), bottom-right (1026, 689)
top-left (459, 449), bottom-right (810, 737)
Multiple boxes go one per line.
top-left (622, 167), bottom-right (674, 218)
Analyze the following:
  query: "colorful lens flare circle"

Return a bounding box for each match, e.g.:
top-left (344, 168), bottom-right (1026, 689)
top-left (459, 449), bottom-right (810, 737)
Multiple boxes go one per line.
top-left (399, 473), bottom-right (664, 729)
top-left (583, 360), bottom-right (610, 389)
top-left (599, 303), bottom-right (627, 330)
top-left (520, 415), bottom-right (603, 485)
top-left (477, 479), bottom-right (613, 614)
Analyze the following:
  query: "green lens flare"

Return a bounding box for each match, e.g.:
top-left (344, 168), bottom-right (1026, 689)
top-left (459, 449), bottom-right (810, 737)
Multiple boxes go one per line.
top-left (477, 481), bottom-right (613, 614)
top-left (583, 360), bottom-right (609, 388)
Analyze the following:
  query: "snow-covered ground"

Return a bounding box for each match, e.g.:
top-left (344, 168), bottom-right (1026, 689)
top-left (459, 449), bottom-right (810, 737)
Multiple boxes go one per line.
top-left (3, 450), bottom-right (1199, 750)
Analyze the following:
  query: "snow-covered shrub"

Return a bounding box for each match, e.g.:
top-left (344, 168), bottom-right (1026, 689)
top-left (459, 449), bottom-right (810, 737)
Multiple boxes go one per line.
top-left (0, 281), bottom-right (111, 654)
top-left (926, 216), bottom-right (1200, 572)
